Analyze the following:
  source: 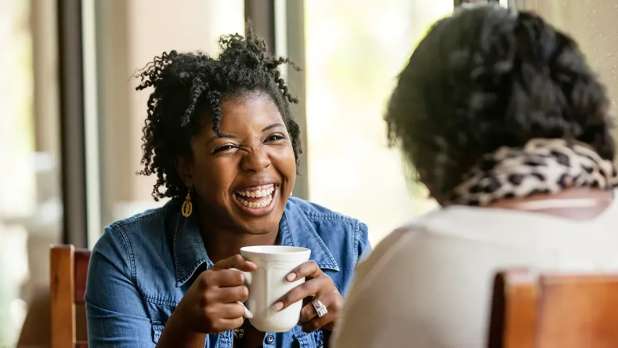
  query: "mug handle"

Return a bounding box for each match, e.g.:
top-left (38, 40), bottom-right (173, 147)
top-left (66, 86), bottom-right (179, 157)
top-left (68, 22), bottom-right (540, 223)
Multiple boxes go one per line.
top-left (230, 268), bottom-right (254, 319)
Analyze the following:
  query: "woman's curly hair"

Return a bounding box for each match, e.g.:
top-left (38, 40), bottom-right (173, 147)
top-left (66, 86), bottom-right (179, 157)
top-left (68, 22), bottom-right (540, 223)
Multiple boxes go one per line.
top-left (385, 5), bottom-right (615, 200)
top-left (135, 31), bottom-right (301, 200)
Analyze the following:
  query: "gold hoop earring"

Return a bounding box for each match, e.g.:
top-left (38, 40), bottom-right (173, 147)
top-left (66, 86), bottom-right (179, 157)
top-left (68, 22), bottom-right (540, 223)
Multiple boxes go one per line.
top-left (181, 190), bottom-right (193, 218)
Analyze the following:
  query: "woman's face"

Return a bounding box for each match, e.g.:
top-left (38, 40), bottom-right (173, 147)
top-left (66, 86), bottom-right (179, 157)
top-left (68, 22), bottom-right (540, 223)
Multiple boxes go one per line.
top-left (179, 91), bottom-right (296, 235)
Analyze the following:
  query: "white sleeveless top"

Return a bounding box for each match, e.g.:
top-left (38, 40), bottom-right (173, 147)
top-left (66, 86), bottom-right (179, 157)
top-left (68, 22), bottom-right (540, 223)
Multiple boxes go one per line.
top-left (333, 195), bottom-right (618, 348)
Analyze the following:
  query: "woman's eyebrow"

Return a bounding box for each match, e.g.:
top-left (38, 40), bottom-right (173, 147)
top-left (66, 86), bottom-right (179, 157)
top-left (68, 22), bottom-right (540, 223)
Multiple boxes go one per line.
top-left (262, 123), bottom-right (285, 132)
top-left (205, 123), bottom-right (284, 144)
top-left (206, 132), bottom-right (237, 145)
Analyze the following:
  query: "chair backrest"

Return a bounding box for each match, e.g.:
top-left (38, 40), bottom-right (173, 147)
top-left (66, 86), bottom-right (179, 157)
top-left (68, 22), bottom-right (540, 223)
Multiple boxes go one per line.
top-left (50, 245), bottom-right (90, 348)
top-left (488, 269), bottom-right (618, 348)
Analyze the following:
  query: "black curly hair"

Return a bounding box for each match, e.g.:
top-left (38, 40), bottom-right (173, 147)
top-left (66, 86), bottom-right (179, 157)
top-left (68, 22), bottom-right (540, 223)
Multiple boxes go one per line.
top-left (385, 5), bottom-right (615, 201)
top-left (135, 31), bottom-right (301, 200)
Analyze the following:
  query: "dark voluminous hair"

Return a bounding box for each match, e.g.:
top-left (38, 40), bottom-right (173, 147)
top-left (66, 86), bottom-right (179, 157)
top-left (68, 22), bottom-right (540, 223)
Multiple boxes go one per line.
top-left (136, 31), bottom-right (301, 200)
top-left (385, 5), bottom-right (614, 200)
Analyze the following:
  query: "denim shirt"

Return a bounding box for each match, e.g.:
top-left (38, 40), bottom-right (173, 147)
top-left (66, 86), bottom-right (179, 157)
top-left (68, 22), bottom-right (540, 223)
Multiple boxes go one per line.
top-left (86, 197), bottom-right (370, 347)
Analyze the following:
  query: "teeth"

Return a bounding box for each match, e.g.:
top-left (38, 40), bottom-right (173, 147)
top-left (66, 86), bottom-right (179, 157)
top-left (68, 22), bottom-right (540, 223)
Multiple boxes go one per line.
top-left (236, 195), bottom-right (273, 209)
top-left (234, 184), bottom-right (275, 209)
top-left (235, 184), bottom-right (275, 198)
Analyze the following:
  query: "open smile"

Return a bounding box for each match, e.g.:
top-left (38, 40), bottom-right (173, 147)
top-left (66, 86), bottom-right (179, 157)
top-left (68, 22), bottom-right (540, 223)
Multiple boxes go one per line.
top-left (232, 183), bottom-right (278, 215)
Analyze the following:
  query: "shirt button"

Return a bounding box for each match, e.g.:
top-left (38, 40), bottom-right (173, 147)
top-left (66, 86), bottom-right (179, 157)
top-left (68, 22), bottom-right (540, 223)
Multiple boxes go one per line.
top-left (265, 334), bottom-right (275, 344)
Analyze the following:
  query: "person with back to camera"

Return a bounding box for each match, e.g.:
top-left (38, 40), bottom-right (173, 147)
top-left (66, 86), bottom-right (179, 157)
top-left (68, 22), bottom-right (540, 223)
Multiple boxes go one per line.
top-left (85, 30), bottom-right (370, 348)
top-left (333, 5), bottom-right (618, 348)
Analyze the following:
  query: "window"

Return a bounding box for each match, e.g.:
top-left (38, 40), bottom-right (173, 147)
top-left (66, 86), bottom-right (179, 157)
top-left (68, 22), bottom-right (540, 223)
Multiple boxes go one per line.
top-left (0, 1), bottom-right (62, 345)
top-left (305, 0), bottom-right (452, 243)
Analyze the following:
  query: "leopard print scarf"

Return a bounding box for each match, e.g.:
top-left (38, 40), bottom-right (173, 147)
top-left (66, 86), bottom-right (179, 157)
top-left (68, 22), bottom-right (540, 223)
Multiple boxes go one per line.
top-left (448, 138), bottom-right (618, 206)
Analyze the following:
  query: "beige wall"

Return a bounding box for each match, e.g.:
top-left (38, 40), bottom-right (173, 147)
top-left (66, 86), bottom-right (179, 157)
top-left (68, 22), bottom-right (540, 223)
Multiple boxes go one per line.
top-left (127, 0), bottom-right (245, 202)
top-left (516, 0), bottom-right (618, 130)
top-left (97, 0), bottom-right (244, 225)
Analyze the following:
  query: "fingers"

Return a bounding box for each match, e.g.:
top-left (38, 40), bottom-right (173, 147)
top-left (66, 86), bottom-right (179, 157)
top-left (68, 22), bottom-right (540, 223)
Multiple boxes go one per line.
top-left (300, 292), bottom-right (343, 332)
top-left (201, 269), bottom-right (246, 287)
top-left (206, 302), bottom-right (246, 319)
top-left (272, 262), bottom-right (338, 312)
top-left (210, 316), bottom-right (245, 331)
top-left (212, 254), bottom-right (257, 272)
top-left (207, 285), bottom-right (249, 303)
top-left (299, 301), bottom-right (318, 323)
top-left (272, 276), bottom-right (328, 311)
top-left (301, 309), bottom-right (337, 332)
top-left (285, 260), bottom-right (321, 282)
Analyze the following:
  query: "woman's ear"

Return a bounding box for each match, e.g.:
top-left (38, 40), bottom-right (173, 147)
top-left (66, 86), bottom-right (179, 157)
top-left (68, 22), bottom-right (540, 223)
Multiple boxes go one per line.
top-left (176, 156), bottom-right (194, 187)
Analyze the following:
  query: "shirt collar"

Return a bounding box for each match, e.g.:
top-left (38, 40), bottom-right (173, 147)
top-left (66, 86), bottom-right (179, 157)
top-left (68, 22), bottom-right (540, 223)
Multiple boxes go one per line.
top-left (172, 212), bottom-right (213, 286)
top-left (277, 206), bottom-right (340, 272)
top-left (172, 200), bottom-right (340, 287)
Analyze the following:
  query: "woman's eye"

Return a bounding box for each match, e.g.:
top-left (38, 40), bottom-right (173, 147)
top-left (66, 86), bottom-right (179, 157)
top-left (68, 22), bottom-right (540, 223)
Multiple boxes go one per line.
top-left (266, 133), bottom-right (286, 143)
top-left (213, 144), bottom-right (238, 154)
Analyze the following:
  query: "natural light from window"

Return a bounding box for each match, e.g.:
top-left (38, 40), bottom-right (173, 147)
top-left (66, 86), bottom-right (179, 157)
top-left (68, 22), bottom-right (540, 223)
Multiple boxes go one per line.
top-left (305, 1), bottom-right (453, 244)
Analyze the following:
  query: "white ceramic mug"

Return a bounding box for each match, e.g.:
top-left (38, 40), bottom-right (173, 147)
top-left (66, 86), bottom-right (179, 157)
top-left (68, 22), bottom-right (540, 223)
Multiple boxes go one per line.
top-left (239, 245), bottom-right (311, 332)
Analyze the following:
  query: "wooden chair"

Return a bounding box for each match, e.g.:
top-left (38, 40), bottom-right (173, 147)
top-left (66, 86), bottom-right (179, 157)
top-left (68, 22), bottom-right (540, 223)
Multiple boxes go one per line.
top-left (50, 245), bottom-right (90, 348)
top-left (488, 269), bottom-right (618, 348)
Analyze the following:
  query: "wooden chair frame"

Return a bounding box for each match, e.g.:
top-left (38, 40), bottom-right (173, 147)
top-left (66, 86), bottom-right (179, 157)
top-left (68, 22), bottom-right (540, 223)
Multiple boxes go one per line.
top-left (50, 245), bottom-right (90, 348)
top-left (489, 269), bottom-right (618, 348)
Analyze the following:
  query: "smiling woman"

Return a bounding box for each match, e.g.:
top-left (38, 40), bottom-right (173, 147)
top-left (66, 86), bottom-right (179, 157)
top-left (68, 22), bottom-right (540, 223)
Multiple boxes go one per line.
top-left (85, 31), bottom-right (370, 348)
top-left (177, 93), bottom-right (298, 243)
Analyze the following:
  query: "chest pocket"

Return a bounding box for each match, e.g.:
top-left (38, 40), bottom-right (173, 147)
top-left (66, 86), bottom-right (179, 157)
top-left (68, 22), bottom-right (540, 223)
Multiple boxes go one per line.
top-left (144, 295), bottom-right (178, 345)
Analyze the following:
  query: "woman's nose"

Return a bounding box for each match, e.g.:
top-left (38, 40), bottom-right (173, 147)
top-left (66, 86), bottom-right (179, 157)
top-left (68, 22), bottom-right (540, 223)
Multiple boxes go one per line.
top-left (240, 146), bottom-right (271, 172)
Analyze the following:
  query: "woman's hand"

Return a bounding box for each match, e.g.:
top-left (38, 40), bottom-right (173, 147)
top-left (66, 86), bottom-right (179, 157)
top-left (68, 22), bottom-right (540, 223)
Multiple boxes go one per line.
top-left (165, 255), bottom-right (256, 336)
top-left (271, 261), bottom-right (343, 332)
